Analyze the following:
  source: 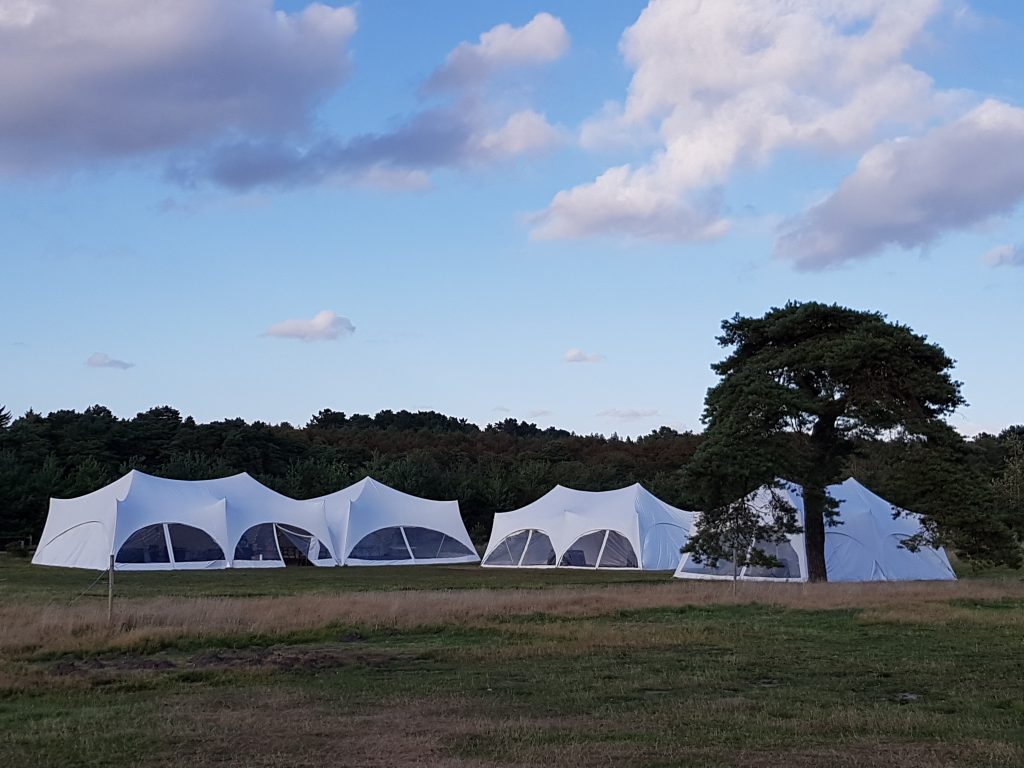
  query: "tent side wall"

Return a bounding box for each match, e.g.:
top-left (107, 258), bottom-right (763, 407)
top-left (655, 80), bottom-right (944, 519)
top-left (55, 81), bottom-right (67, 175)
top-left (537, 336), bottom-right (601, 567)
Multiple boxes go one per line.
top-left (31, 498), bottom-right (115, 571)
top-left (31, 474), bottom-right (134, 571)
top-left (674, 484), bottom-right (810, 582)
top-left (674, 479), bottom-right (957, 583)
top-left (341, 487), bottom-right (478, 565)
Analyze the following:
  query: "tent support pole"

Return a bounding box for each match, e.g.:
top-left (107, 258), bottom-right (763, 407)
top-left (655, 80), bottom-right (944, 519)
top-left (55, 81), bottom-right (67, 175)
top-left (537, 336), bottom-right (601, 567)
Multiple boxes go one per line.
top-left (107, 555), bottom-right (114, 626)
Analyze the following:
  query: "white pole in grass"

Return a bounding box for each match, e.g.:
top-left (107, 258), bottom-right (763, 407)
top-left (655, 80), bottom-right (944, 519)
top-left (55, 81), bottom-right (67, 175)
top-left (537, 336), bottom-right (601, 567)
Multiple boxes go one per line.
top-left (107, 554), bottom-right (114, 625)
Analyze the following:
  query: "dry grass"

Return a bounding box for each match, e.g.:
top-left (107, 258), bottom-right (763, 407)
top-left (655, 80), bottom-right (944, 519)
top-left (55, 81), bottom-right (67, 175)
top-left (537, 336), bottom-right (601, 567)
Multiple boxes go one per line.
top-left (3, 578), bottom-right (1022, 657)
top-left (155, 689), bottom-right (492, 768)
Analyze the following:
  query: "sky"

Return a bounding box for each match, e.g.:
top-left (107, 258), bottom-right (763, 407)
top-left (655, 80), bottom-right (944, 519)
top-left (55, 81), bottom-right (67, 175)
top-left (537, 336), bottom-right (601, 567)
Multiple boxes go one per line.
top-left (2, 0), bottom-right (1023, 437)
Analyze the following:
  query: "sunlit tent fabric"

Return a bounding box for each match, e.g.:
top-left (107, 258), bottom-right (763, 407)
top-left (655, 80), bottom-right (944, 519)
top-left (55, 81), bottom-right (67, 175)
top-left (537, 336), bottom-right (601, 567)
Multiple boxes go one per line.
top-left (32, 471), bottom-right (337, 571)
top-left (673, 478), bottom-right (957, 582)
top-left (481, 484), bottom-right (694, 570)
top-left (314, 477), bottom-right (478, 566)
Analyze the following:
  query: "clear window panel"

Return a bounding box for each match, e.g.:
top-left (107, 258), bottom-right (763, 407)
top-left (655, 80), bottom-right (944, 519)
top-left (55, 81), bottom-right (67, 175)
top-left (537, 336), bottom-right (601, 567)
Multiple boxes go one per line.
top-left (234, 523), bottom-right (282, 561)
top-left (680, 555), bottom-right (737, 577)
top-left (744, 540), bottom-right (801, 578)
top-left (598, 531), bottom-right (638, 568)
top-left (559, 530), bottom-right (606, 567)
top-left (116, 524), bottom-right (170, 564)
top-left (483, 530), bottom-right (530, 565)
top-left (403, 526), bottom-right (474, 559)
top-left (520, 530), bottom-right (556, 566)
top-left (349, 527), bottom-right (411, 560)
top-left (167, 523), bottom-right (225, 562)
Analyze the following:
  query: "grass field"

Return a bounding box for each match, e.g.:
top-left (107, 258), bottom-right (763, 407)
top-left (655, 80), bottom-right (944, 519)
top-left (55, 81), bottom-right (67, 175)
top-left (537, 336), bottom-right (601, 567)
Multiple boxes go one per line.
top-left (1, 556), bottom-right (1022, 767)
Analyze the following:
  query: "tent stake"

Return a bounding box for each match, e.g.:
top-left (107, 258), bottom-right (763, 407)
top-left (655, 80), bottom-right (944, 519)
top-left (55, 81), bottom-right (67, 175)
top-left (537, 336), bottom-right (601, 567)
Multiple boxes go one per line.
top-left (107, 554), bottom-right (114, 626)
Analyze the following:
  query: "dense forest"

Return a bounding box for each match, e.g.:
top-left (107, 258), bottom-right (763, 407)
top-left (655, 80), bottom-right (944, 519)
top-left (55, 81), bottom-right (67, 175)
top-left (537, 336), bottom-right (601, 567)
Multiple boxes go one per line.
top-left (1, 404), bottom-right (1021, 565)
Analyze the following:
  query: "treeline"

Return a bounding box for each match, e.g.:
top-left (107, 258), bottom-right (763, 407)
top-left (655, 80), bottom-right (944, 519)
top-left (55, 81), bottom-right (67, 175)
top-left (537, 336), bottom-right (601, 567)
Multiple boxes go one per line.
top-left (1, 404), bottom-right (1021, 561)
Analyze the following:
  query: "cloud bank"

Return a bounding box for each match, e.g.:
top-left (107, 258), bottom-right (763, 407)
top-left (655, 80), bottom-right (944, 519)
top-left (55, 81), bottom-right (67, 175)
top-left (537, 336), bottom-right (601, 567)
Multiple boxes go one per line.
top-left (181, 12), bottom-right (568, 190)
top-left (532, 0), bottom-right (945, 241)
top-left (0, 0), bottom-right (357, 173)
top-left (776, 100), bottom-right (1024, 268)
top-left (263, 310), bottom-right (355, 342)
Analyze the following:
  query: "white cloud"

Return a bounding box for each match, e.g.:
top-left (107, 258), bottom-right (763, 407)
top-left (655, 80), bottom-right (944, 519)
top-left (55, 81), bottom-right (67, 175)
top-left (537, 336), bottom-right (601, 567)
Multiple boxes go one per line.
top-left (0, 0), bottom-right (357, 173)
top-left (86, 352), bottom-right (134, 370)
top-left (424, 12), bottom-right (569, 92)
top-left (263, 310), bottom-right (355, 342)
top-left (475, 110), bottom-right (565, 159)
top-left (526, 409), bottom-right (552, 419)
top-left (491, 406), bottom-right (511, 413)
top-left (776, 100), bottom-right (1024, 268)
top-left (533, 0), bottom-right (945, 241)
top-left (984, 242), bottom-right (1024, 267)
top-left (564, 348), bottom-right (604, 363)
top-left (599, 408), bottom-right (659, 420)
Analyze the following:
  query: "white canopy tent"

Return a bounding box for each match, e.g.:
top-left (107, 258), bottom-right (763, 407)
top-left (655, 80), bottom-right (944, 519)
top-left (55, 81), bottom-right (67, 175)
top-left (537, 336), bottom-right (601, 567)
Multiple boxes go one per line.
top-left (481, 484), bottom-right (694, 570)
top-left (674, 478), bottom-right (956, 582)
top-left (313, 477), bottom-right (479, 566)
top-left (32, 472), bottom-right (478, 570)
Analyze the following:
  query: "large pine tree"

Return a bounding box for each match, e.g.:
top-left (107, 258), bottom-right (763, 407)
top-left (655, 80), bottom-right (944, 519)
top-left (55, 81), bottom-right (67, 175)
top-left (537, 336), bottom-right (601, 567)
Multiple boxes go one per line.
top-left (686, 301), bottom-right (965, 582)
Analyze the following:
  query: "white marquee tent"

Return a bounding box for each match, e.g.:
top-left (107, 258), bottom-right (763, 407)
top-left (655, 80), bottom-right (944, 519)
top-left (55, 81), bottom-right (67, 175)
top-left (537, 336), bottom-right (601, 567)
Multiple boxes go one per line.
top-left (32, 471), bottom-right (478, 570)
top-left (481, 484), bottom-right (694, 570)
top-left (674, 478), bottom-right (956, 582)
top-left (313, 477), bottom-right (478, 566)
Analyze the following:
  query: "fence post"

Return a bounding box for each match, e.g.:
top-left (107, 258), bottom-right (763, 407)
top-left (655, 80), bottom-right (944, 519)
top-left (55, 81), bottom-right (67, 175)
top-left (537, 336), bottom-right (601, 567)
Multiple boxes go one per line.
top-left (107, 554), bottom-right (114, 625)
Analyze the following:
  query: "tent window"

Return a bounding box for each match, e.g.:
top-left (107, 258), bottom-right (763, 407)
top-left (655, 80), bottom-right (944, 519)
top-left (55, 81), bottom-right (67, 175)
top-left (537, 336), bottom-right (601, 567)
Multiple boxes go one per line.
top-left (559, 530), bottom-right (606, 567)
top-left (744, 540), bottom-right (801, 579)
top-left (679, 555), bottom-right (737, 577)
top-left (598, 531), bottom-right (638, 568)
top-left (483, 530), bottom-right (530, 566)
top-left (403, 527), bottom-right (473, 559)
top-left (116, 524), bottom-right (170, 564)
top-left (234, 524), bottom-right (282, 562)
top-left (168, 524), bottom-right (224, 563)
top-left (349, 527), bottom-right (412, 561)
top-left (520, 530), bottom-right (556, 566)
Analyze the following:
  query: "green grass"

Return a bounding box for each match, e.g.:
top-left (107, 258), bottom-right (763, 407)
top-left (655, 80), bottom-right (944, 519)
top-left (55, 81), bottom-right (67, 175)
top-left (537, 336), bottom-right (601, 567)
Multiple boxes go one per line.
top-left (0, 556), bottom-right (667, 603)
top-left (1, 556), bottom-right (1022, 768)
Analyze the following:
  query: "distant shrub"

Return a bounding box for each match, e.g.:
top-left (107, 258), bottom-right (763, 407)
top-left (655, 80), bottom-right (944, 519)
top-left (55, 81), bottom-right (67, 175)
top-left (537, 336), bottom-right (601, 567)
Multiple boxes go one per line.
top-left (4, 541), bottom-right (31, 558)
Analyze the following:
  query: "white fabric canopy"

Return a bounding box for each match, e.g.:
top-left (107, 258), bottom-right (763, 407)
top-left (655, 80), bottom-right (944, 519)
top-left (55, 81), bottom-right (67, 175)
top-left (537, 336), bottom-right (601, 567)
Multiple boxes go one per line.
top-left (481, 484), bottom-right (694, 570)
top-left (32, 471), bottom-right (478, 570)
top-left (674, 477), bottom-right (956, 582)
top-left (32, 471), bottom-right (336, 571)
top-left (314, 478), bottom-right (478, 566)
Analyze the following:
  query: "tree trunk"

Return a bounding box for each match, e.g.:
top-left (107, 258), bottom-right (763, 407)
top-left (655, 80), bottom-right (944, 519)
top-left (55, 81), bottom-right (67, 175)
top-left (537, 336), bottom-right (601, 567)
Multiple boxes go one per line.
top-left (802, 485), bottom-right (828, 582)
top-left (804, 414), bottom-right (839, 582)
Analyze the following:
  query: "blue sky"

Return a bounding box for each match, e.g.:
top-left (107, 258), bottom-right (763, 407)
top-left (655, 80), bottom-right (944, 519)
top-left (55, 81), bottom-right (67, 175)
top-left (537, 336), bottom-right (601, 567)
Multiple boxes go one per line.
top-left (2, 0), bottom-right (1023, 436)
